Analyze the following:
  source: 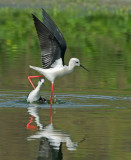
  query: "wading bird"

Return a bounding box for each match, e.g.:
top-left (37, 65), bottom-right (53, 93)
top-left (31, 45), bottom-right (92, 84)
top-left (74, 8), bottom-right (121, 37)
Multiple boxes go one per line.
top-left (27, 78), bottom-right (46, 103)
top-left (30, 8), bottom-right (89, 104)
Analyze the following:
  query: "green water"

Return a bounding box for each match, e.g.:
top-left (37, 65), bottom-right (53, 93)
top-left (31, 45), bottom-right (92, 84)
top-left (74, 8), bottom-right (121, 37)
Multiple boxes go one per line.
top-left (0, 3), bottom-right (131, 160)
top-left (0, 91), bottom-right (131, 160)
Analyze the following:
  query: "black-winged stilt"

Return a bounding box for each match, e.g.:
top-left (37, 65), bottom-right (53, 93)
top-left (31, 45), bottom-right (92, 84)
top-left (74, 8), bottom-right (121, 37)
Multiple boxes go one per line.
top-left (27, 78), bottom-right (46, 103)
top-left (30, 8), bottom-right (89, 104)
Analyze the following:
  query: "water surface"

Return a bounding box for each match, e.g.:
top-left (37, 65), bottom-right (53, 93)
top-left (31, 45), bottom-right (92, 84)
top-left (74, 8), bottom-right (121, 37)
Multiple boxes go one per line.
top-left (0, 91), bottom-right (131, 160)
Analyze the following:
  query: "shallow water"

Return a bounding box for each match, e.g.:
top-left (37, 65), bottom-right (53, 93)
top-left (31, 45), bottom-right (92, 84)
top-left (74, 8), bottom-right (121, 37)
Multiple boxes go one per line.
top-left (0, 91), bottom-right (131, 160)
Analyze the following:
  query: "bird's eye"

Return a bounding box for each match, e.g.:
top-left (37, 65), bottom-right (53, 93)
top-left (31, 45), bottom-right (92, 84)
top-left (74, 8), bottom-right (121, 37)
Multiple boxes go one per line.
top-left (76, 61), bottom-right (79, 63)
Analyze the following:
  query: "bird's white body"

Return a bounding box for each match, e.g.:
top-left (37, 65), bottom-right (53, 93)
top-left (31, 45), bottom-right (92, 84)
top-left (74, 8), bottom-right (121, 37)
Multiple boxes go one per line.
top-left (30, 58), bottom-right (80, 83)
top-left (27, 79), bottom-right (45, 103)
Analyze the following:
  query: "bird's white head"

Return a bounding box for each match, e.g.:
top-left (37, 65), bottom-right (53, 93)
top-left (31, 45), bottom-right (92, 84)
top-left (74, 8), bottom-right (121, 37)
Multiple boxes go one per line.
top-left (38, 78), bottom-right (45, 86)
top-left (69, 58), bottom-right (80, 68)
top-left (69, 58), bottom-right (89, 72)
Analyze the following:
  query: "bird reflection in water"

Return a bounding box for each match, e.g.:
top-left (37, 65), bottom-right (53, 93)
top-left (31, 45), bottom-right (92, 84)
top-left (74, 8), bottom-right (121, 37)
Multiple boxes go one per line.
top-left (38, 137), bottom-right (63, 160)
top-left (26, 104), bottom-right (77, 159)
top-left (26, 104), bottom-right (43, 131)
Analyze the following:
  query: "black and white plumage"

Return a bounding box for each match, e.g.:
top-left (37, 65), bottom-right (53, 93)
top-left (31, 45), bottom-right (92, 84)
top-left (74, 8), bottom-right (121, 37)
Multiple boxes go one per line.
top-left (29, 9), bottom-right (88, 104)
top-left (27, 78), bottom-right (45, 103)
top-left (32, 8), bottom-right (66, 69)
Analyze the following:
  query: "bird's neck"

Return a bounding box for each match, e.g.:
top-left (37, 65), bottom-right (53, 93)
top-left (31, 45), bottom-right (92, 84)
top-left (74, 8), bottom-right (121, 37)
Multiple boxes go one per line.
top-left (36, 84), bottom-right (42, 90)
top-left (68, 60), bottom-right (75, 71)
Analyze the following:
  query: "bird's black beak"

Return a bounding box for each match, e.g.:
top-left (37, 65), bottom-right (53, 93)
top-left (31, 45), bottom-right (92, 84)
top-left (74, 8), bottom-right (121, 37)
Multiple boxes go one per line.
top-left (80, 64), bottom-right (89, 72)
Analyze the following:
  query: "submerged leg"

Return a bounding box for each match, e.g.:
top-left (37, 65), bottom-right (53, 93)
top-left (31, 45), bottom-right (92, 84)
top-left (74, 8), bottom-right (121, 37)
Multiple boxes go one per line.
top-left (50, 104), bottom-right (53, 124)
top-left (28, 75), bottom-right (44, 89)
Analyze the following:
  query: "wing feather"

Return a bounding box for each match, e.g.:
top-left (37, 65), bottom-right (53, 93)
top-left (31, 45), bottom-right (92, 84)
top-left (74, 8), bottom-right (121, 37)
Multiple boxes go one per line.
top-left (32, 10), bottom-right (67, 69)
top-left (42, 8), bottom-right (67, 54)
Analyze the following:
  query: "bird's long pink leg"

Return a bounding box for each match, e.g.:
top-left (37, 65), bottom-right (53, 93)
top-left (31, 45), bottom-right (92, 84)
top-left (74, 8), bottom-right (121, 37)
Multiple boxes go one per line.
top-left (50, 83), bottom-right (54, 104)
top-left (50, 83), bottom-right (54, 124)
top-left (28, 75), bottom-right (44, 89)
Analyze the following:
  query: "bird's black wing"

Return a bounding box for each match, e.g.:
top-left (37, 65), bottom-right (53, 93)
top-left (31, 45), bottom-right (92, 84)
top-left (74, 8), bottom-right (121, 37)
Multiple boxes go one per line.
top-left (32, 12), bottom-right (66, 69)
top-left (42, 8), bottom-right (67, 55)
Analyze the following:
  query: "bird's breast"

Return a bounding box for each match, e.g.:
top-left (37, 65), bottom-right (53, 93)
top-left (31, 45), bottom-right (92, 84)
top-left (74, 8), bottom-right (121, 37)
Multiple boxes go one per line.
top-left (43, 66), bottom-right (73, 83)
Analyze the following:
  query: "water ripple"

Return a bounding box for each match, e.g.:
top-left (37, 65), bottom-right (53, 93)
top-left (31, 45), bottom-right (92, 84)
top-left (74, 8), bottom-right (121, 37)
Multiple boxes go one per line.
top-left (0, 91), bottom-right (131, 109)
